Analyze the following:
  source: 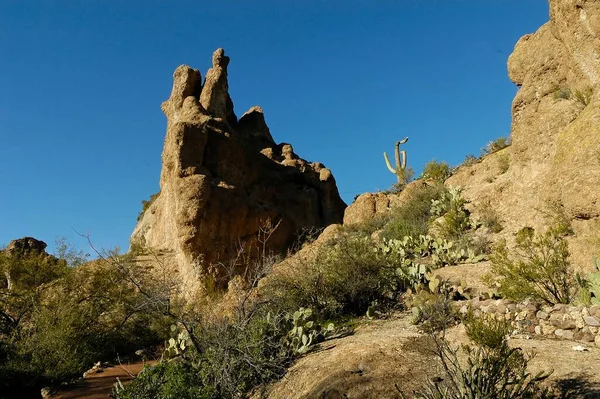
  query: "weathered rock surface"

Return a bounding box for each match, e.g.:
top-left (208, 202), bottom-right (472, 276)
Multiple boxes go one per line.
top-left (448, 0), bottom-right (600, 271)
top-left (5, 237), bottom-right (48, 256)
top-left (131, 49), bottom-right (346, 289)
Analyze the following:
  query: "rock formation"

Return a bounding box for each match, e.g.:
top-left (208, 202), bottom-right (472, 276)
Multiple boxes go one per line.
top-left (131, 49), bottom-right (346, 289)
top-left (448, 0), bottom-right (600, 271)
top-left (5, 237), bottom-right (49, 256)
top-left (2, 237), bottom-right (62, 291)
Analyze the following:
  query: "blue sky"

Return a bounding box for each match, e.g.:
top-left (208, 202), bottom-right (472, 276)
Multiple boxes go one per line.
top-left (0, 0), bottom-right (549, 254)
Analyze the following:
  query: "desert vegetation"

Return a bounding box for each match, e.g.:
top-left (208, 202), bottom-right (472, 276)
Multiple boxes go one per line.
top-left (420, 160), bottom-right (452, 183)
top-left (5, 151), bottom-right (598, 398)
top-left (0, 242), bottom-right (170, 397)
top-left (481, 136), bottom-right (510, 155)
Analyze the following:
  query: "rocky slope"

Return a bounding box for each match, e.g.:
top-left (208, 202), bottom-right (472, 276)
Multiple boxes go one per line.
top-left (258, 312), bottom-right (600, 398)
top-left (448, 0), bottom-right (600, 271)
top-left (259, 1), bottom-right (600, 396)
top-left (131, 49), bottom-right (346, 290)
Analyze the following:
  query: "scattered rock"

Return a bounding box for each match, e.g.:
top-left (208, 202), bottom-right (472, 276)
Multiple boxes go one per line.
top-left (584, 316), bottom-right (600, 327)
top-left (561, 330), bottom-right (574, 340)
top-left (536, 310), bottom-right (549, 320)
top-left (572, 345), bottom-right (589, 352)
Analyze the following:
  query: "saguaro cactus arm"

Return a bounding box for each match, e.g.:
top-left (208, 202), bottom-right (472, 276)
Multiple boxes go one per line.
top-left (384, 152), bottom-right (396, 174)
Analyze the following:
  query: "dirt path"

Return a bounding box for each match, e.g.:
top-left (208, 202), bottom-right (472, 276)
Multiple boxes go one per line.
top-left (51, 361), bottom-right (152, 399)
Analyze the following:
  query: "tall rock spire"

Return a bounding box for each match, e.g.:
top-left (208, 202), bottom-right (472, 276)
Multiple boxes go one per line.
top-left (132, 49), bottom-right (346, 292)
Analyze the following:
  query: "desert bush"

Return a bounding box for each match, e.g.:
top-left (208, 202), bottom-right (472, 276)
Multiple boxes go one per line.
top-left (410, 329), bottom-right (552, 399)
top-left (382, 184), bottom-right (447, 240)
top-left (137, 191), bottom-right (160, 221)
top-left (488, 226), bottom-right (577, 305)
top-left (0, 245), bottom-right (170, 395)
top-left (421, 160), bottom-right (452, 183)
top-left (53, 236), bottom-right (90, 267)
top-left (541, 200), bottom-right (573, 237)
top-left (463, 313), bottom-right (511, 350)
top-left (411, 289), bottom-right (458, 334)
top-left (482, 137), bottom-right (510, 156)
top-left (573, 87), bottom-right (593, 107)
top-left (462, 154), bottom-right (479, 167)
top-left (478, 200), bottom-right (503, 233)
top-left (343, 213), bottom-right (390, 236)
top-left (553, 87), bottom-right (571, 101)
top-left (116, 306), bottom-right (324, 399)
top-left (384, 168), bottom-right (416, 193)
top-left (497, 153), bottom-right (510, 174)
top-left (267, 234), bottom-right (401, 318)
top-left (114, 359), bottom-right (214, 399)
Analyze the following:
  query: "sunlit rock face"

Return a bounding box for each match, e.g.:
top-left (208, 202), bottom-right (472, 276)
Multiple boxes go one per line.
top-left (448, 0), bottom-right (600, 271)
top-left (131, 49), bottom-right (346, 289)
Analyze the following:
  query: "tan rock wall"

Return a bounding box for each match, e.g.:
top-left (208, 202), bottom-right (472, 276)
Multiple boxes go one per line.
top-left (448, 0), bottom-right (600, 271)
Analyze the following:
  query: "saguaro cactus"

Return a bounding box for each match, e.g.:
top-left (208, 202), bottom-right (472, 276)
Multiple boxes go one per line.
top-left (383, 137), bottom-right (409, 184)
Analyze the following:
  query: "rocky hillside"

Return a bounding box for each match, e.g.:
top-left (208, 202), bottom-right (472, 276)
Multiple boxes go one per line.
top-left (131, 49), bottom-right (346, 290)
top-left (256, 1), bottom-right (600, 396)
top-left (448, 0), bottom-right (600, 271)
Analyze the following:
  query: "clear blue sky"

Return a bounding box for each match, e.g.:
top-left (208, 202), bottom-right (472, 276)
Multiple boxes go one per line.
top-left (0, 0), bottom-right (549, 254)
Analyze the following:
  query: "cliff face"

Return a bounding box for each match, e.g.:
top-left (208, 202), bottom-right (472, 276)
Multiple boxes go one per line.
top-left (131, 49), bottom-right (346, 288)
top-left (448, 0), bottom-right (600, 270)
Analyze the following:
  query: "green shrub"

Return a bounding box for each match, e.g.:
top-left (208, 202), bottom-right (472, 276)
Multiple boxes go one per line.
top-left (542, 200), bottom-right (573, 237)
top-left (267, 234), bottom-right (400, 318)
top-left (488, 226), bottom-right (577, 305)
top-left (482, 137), bottom-right (510, 156)
top-left (411, 290), bottom-right (458, 334)
top-left (421, 160), bottom-right (452, 183)
top-left (137, 191), bottom-right (160, 222)
top-left (0, 247), bottom-right (169, 394)
top-left (382, 184), bottom-right (447, 240)
top-left (114, 361), bottom-right (213, 399)
top-left (384, 167), bottom-right (415, 193)
top-left (343, 214), bottom-right (389, 236)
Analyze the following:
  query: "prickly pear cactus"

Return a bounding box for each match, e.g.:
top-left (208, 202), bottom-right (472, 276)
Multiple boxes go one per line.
top-left (285, 308), bottom-right (334, 355)
top-left (165, 326), bottom-right (190, 359)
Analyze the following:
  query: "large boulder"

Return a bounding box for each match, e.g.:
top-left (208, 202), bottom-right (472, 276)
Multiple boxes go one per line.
top-left (448, 0), bottom-right (600, 271)
top-left (131, 49), bottom-right (346, 289)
